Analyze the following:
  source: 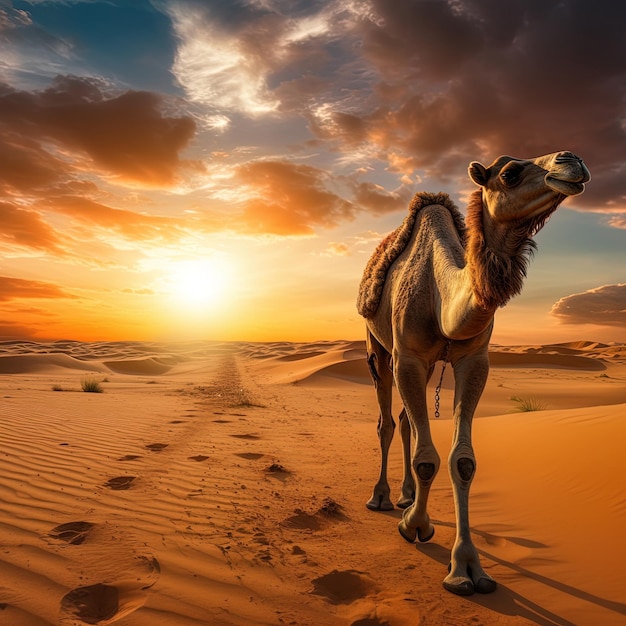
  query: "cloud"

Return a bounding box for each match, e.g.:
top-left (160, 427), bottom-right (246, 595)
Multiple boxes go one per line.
top-left (0, 320), bottom-right (41, 340)
top-left (50, 195), bottom-right (194, 244)
top-left (551, 284), bottom-right (626, 326)
top-left (607, 215), bottom-right (626, 229)
top-left (353, 181), bottom-right (410, 215)
top-left (0, 75), bottom-right (199, 187)
top-left (0, 201), bottom-right (65, 254)
top-left (324, 242), bottom-right (350, 256)
top-left (305, 0), bottom-right (626, 210)
top-left (0, 276), bottom-right (77, 301)
top-left (233, 160), bottom-right (356, 235)
top-left (165, 1), bottom-right (284, 115)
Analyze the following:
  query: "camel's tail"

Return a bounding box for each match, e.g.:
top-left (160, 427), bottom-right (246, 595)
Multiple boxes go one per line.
top-left (356, 191), bottom-right (465, 319)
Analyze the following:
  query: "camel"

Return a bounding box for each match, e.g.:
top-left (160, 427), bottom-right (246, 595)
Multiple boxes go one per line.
top-left (357, 151), bottom-right (590, 596)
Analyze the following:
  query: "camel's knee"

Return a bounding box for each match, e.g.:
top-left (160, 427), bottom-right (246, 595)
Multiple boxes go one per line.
top-left (413, 449), bottom-right (440, 485)
top-left (457, 457), bottom-right (475, 481)
top-left (417, 462), bottom-right (436, 481)
top-left (449, 446), bottom-right (476, 483)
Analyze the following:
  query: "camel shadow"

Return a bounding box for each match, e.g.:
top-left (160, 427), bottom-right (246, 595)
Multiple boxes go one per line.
top-left (415, 519), bottom-right (626, 626)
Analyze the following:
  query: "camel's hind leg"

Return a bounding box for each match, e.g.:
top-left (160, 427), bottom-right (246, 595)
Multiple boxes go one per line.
top-left (396, 408), bottom-right (416, 509)
top-left (365, 329), bottom-right (396, 511)
top-left (393, 350), bottom-right (439, 543)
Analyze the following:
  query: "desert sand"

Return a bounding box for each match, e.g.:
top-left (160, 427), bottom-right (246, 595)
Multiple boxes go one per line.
top-left (0, 338), bottom-right (624, 626)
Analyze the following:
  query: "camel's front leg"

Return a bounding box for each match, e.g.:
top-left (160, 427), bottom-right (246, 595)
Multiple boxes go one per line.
top-left (394, 352), bottom-right (439, 543)
top-left (444, 354), bottom-right (497, 596)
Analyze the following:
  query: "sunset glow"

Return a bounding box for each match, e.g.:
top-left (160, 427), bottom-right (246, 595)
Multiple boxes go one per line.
top-left (165, 258), bottom-right (234, 310)
top-left (0, 1), bottom-right (624, 343)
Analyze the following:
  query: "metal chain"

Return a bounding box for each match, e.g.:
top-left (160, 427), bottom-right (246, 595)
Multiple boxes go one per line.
top-left (434, 339), bottom-right (452, 419)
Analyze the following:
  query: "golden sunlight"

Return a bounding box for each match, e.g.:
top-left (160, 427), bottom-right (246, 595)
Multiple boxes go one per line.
top-left (165, 257), bottom-right (233, 309)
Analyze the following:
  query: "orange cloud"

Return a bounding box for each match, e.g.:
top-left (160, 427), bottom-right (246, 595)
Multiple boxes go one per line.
top-left (551, 284), bottom-right (626, 326)
top-left (234, 160), bottom-right (356, 235)
top-left (0, 201), bottom-right (65, 253)
top-left (0, 276), bottom-right (77, 301)
top-left (353, 181), bottom-right (410, 215)
top-left (0, 75), bottom-right (199, 188)
top-left (49, 196), bottom-right (193, 244)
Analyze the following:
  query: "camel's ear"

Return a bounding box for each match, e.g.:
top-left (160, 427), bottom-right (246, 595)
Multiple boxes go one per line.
top-left (468, 162), bottom-right (489, 186)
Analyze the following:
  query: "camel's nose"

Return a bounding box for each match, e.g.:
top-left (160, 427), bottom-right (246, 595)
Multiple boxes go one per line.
top-left (554, 151), bottom-right (591, 182)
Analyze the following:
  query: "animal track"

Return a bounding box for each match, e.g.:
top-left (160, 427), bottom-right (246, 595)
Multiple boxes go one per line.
top-left (118, 454), bottom-right (141, 461)
top-left (105, 476), bottom-right (136, 490)
top-left (311, 569), bottom-right (378, 605)
top-left (60, 556), bottom-right (160, 623)
top-left (235, 452), bottom-right (264, 460)
top-left (230, 434), bottom-right (260, 440)
top-left (145, 443), bottom-right (168, 452)
top-left (188, 455), bottom-right (210, 462)
top-left (49, 521), bottom-right (94, 545)
top-left (61, 583), bottom-right (118, 623)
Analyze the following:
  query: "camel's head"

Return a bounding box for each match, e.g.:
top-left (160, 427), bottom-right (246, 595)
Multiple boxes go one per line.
top-left (468, 151), bottom-right (591, 226)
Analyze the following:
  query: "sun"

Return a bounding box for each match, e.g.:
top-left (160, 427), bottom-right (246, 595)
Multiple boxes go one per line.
top-left (166, 257), bottom-right (233, 309)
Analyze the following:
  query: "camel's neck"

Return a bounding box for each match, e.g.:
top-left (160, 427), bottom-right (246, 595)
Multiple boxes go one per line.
top-left (436, 190), bottom-right (538, 340)
top-left (465, 189), bottom-right (540, 310)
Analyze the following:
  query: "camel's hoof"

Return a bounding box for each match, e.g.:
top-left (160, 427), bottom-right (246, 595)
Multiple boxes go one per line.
top-left (398, 514), bottom-right (434, 544)
top-left (418, 525), bottom-right (435, 543)
top-left (444, 564), bottom-right (496, 595)
top-left (443, 577), bottom-right (475, 596)
top-left (398, 519), bottom-right (417, 543)
top-left (475, 576), bottom-right (497, 594)
top-left (396, 492), bottom-right (415, 509)
top-left (366, 495), bottom-right (394, 511)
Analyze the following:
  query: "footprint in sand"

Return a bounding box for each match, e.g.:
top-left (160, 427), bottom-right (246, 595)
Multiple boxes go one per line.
top-left (49, 521), bottom-right (94, 545)
top-left (311, 569), bottom-right (378, 605)
top-left (229, 434), bottom-right (261, 440)
top-left (188, 455), bottom-right (210, 462)
top-left (118, 454), bottom-right (141, 462)
top-left (145, 443), bottom-right (169, 452)
top-left (61, 583), bottom-right (118, 623)
top-left (105, 476), bottom-right (136, 491)
top-left (235, 452), bottom-right (264, 460)
top-left (60, 556), bottom-right (160, 624)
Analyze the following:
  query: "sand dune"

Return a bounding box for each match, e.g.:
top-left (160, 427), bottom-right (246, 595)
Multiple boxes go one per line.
top-left (0, 338), bottom-right (624, 625)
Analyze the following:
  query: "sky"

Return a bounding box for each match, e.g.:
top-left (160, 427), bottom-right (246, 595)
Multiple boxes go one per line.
top-left (0, 0), bottom-right (625, 344)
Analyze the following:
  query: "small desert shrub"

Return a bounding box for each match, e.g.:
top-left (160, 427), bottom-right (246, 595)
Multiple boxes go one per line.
top-left (510, 395), bottom-right (546, 412)
top-left (52, 384), bottom-right (64, 392)
top-left (81, 377), bottom-right (103, 393)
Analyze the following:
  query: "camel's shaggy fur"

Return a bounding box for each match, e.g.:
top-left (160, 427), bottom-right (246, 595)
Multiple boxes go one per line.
top-left (465, 189), bottom-right (564, 309)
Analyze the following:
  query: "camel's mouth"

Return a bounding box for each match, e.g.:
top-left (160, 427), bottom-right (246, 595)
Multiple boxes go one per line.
top-left (545, 176), bottom-right (586, 196)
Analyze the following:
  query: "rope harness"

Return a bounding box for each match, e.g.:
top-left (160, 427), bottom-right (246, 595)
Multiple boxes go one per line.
top-left (434, 339), bottom-right (452, 419)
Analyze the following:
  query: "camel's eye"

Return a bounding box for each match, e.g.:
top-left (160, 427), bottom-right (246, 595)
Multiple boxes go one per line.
top-left (500, 162), bottom-right (524, 187)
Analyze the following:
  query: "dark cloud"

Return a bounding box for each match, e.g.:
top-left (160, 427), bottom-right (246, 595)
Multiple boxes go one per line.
top-left (0, 276), bottom-right (77, 302)
top-left (551, 284), bottom-right (626, 326)
top-left (0, 75), bottom-right (199, 187)
top-left (304, 0), bottom-right (626, 211)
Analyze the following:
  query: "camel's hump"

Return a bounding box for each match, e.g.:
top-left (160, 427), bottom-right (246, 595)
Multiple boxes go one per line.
top-left (356, 191), bottom-right (465, 319)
